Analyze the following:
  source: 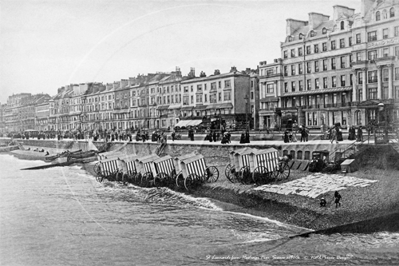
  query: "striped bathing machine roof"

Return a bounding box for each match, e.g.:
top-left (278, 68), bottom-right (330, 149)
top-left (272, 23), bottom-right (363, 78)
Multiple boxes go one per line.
top-left (252, 148), bottom-right (279, 172)
top-left (99, 157), bottom-right (119, 176)
top-left (180, 154), bottom-right (207, 178)
top-left (153, 155), bottom-right (174, 176)
top-left (234, 149), bottom-right (256, 170)
top-left (173, 152), bottom-right (198, 171)
top-left (119, 154), bottom-right (140, 174)
top-left (136, 154), bottom-right (160, 174)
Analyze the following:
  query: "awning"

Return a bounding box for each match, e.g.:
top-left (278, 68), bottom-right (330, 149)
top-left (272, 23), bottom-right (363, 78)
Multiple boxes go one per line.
top-left (260, 96), bottom-right (278, 103)
top-left (205, 103), bottom-right (233, 110)
top-left (186, 120), bottom-right (203, 126)
top-left (157, 105), bottom-right (170, 110)
top-left (168, 104), bottom-right (182, 110)
top-left (181, 106), bottom-right (194, 110)
top-left (174, 120), bottom-right (190, 127)
top-left (195, 105), bottom-right (207, 110)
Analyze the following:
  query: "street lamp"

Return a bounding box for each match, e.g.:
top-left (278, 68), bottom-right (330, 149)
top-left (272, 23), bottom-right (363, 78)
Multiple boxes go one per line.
top-left (244, 94), bottom-right (249, 130)
top-left (378, 102), bottom-right (388, 141)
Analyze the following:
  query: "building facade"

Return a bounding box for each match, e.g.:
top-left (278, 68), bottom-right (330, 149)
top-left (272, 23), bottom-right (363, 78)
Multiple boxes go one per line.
top-left (261, 0), bottom-right (399, 130)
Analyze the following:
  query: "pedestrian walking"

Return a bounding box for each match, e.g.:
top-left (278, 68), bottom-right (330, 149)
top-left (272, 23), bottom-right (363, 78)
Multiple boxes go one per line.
top-left (334, 191), bottom-right (342, 208)
top-left (357, 126), bottom-right (363, 142)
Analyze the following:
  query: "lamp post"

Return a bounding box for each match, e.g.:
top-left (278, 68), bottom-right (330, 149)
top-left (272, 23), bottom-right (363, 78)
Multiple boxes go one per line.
top-left (378, 102), bottom-right (388, 142)
top-left (244, 94), bottom-right (249, 130)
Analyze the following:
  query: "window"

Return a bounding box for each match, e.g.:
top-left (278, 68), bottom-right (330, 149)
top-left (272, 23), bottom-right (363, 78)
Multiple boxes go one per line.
top-left (356, 33), bottom-right (361, 44)
top-left (340, 21), bottom-right (345, 30)
top-left (368, 50), bottom-right (377, 60)
top-left (376, 11), bottom-right (380, 21)
top-left (310, 31), bottom-right (316, 37)
top-left (306, 45), bottom-right (311, 54)
top-left (288, 36), bottom-right (293, 42)
top-left (368, 31), bottom-right (377, 41)
top-left (298, 47), bottom-right (303, 56)
top-left (322, 28), bottom-right (327, 34)
top-left (368, 70), bottom-right (378, 83)
top-left (383, 28), bottom-right (389, 39)
top-left (299, 80), bottom-right (303, 91)
top-left (341, 75), bottom-right (346, 86)
top-left (218, 81), bottom-right (221, 88)
top-left (218, 92), bottom-right (222, 101)
top-left (307, 79), bottom-right (311, 90)
top-left (322, 42), bottom-right (327, 52)
top-left (390, 7), bottom-right (395, 18)
top-left (251, 92), bottom-right (254, 99)
top-left (383, 48), bottom-right (389, 57)
top-left (291, 81), bottom-right (296, 92)
top-left (191, 96), bottom-right (194, 103)
top-left (340, 38), bottom-right (345, 48)
top-left (349, 37), bottom-right (352, 47)
top-left (368, 88), bottom-right (377, 100)
top-left (382, 9), bottom-right (387, 19)
top-left (314, 61), bottom-right (319, 72)
top-left (331, 58), bottom-right (336, 70)
top-left (356, 52), bottom-right (362, 61)
top-left (315, 78), bottom-right (320, 89)
top-left (197, 84), bottom-right (202, 92)
top-left (291, 49), bottom-right (295, 57)
top-left (267, 84), bottom-right (274, 93)
top-left (196, 94), bottom-right (202, 103)
top-left (323, 59), bottom-right (328, 71)
top-left (395, 68), bottom-right (399, 80)
top-left (314, 44), bottom-right (319, 53)
top-left (298, 63), bottom-right (303, 74)
top-left (306, 62), bottom-right (311, 73)
top-left (383, 68), bottom-right (389, 82)
top-left (284, 82), bottom-right (288, 93)
top-left (224, 91), bottom-right (231, 101)
top-left (224, 80), bottom-right (231, 88)
top-left (340, 56), bottom-right (346, 68)
top-left (191, 86), bottom-right (193, 92)
top-left (350, 74), bottom-right (353, 86)
top-left (396, 26), bottom-right (399, 37)
top-left (395, 46), bottom-right (399, 57)
top-left (284, 50), bottom-right (288, 58)
top-left (331, 40), bottom-right (336, 50)
top-left (299, 33), bottom-right (304, 40)
top-left (332, 76), bottom-right (337, 87)
top-left (291, 65), bottom-right (296, 75)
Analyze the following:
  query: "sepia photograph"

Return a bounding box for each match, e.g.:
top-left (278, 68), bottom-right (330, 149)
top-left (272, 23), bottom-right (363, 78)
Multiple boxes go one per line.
top-left (1, 0), bottom-right (399, 265)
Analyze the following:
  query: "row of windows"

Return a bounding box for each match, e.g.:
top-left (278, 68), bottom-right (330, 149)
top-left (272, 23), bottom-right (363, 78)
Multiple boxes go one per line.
top-left (287, 21), bottom-right (347, 42)
top-left (284, 27), bottom-right (399, 59)
top-left (183, 80), bottom-right (231, 93)
top-left (282, 93), bottom-right (350, 110)
top-left (284, 74), bottom-right (353, 93)
top-left (182, 91), bottom-right (232, 105)
top-left (375, 7), bottom-right (395, 21)
top-left (284, 55), bottom-right (352, 76)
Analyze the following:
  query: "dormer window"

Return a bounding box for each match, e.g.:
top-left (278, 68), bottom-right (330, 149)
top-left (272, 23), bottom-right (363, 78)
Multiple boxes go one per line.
top-left (390, 7), bottom-right (395, 17)
top-left (299, 33), bottom-right (304, 40)
top-left (288, 36), bottom-right (293, 42)
top-left (382, 9), bottom-right (387, 19)
top-left (340, 21), bottom-right (345, 30)
top-left (376, 11), bottom-right (380, 21)
top-left (310, 31), bottom-right (316, 37)
top-left (322, 28), bottom-right (327, 34)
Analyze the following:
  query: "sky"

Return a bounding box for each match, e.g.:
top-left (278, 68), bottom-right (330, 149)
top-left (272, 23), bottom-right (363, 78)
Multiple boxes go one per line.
top-left (0, 0), bottom-right (360, 103)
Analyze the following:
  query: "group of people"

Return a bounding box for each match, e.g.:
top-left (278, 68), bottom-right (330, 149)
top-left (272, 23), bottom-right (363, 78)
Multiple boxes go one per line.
top-left (282, 125), bottom-right (309, 143)
top-left (348, 126), bottom-right (363, 142)
top-left (320, 191), bottom-right (342, 208)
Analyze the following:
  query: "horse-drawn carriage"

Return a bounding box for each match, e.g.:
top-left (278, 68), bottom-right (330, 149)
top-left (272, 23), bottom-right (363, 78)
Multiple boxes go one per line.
top-left (225, 148), bottom-right (292, 185)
